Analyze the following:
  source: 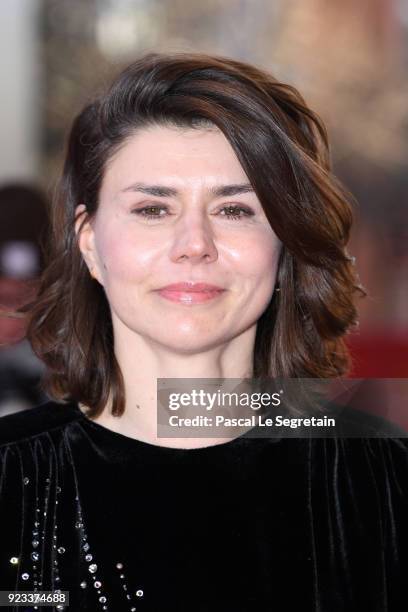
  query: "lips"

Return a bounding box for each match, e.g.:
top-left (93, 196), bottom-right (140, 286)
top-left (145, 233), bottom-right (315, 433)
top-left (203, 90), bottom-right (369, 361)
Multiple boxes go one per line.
top-left (155, 282), bottom-right (225, 304)
top-left (158, 282), bottom-right (224, 292)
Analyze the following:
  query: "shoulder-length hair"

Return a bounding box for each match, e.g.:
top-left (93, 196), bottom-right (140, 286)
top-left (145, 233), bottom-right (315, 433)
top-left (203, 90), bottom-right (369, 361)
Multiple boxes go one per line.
top-left (26, 52), bottom-right (364, 418)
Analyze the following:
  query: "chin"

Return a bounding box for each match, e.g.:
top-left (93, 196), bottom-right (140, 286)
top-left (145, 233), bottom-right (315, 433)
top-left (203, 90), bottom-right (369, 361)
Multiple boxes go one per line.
top-left (153, 332), bottom-right (225, 354)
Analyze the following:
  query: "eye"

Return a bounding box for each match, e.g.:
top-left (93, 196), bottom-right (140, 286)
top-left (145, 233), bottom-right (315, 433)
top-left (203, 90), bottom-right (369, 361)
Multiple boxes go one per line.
top-left (131, 205), bottom-right (169, 220)
top-left (218, 205), bottom-right (254, 220)
top-left (131, 204), bottom-right (255, 221)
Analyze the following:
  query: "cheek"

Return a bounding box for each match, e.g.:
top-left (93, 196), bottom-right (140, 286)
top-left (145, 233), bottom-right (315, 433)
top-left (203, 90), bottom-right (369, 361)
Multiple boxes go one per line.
top-left (95, 229), bottom-right (157, 284)
top-left (227, 230), bottom-right (281, 286)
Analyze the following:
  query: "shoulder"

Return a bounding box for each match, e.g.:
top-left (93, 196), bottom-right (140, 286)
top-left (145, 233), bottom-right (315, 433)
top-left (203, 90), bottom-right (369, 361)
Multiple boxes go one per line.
top-left (0, 400), bottom-right (83, 449)
top-left (307, 435), bottom-right (408, 508)
top-left (310, 403), bottom-right (408, 472)
top-left (333, 403), bottom-right (408, 438)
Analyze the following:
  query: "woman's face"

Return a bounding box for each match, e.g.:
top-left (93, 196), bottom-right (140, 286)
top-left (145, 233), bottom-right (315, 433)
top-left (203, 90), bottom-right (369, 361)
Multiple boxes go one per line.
top-left (77, 125), bottom-right (281, 353)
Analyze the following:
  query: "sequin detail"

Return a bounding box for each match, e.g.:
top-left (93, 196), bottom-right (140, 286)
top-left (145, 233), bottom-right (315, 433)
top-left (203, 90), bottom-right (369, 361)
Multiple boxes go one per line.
top-left (115, 561), bottom-right (144, 609)
top-left (74, 494), bottom-right (110, 609)
top-left (7, 449), bottom-right (144, 611)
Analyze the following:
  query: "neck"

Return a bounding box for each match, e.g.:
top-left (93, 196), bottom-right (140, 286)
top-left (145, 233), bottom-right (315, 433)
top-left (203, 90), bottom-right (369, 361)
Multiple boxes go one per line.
top-left (86, 323), bottom-right (256, 448)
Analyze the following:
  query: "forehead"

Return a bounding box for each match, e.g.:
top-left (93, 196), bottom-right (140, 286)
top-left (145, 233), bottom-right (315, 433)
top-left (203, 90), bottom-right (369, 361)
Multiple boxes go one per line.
top-left (101, 125), bottom-right (248, 194)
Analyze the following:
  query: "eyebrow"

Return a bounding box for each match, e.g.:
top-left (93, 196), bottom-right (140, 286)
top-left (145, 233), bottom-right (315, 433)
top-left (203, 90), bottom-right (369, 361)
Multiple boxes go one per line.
top-left (120, 182), bottom-right (255, 198)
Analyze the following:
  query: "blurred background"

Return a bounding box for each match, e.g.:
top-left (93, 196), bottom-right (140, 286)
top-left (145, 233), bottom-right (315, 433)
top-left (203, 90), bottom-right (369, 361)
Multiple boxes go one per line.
top-left (0, 0), bottom-right (407, 418)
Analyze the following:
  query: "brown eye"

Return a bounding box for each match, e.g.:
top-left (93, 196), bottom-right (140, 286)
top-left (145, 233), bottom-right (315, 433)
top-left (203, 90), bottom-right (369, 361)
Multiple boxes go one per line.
top-left (132, 206), bottom-right (168, 219)
top-left (219, 205), bottom-right (254, 220)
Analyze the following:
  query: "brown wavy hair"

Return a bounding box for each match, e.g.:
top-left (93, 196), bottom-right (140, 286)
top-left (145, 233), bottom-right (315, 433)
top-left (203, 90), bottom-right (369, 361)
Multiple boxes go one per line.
top-left (25, 52), bottom-right (364, 418)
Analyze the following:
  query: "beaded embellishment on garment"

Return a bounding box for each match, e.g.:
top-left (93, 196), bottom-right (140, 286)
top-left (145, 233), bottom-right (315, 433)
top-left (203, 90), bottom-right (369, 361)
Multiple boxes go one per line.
top-left (4, 431), bottom-right (145, 612)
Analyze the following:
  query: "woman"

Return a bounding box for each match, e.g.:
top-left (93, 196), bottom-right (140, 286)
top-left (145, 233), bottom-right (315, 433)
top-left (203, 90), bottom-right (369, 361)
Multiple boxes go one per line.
top-left (1, 52), bottom-right (407, 612)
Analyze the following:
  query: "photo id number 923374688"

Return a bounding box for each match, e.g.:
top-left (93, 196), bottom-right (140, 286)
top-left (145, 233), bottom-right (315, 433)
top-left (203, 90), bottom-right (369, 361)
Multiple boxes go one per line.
top-left (0, 590), bottom-right (69, 607)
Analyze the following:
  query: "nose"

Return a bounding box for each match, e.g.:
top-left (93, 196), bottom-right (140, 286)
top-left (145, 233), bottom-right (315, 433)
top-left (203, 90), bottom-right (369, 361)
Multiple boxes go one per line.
top-left (169, 213), bottom-right (218, 264)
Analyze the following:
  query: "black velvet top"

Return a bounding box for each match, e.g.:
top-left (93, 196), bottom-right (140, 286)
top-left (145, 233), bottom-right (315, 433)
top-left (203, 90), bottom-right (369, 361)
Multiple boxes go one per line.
top-left (1, 400), bottom-right (408, 611)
